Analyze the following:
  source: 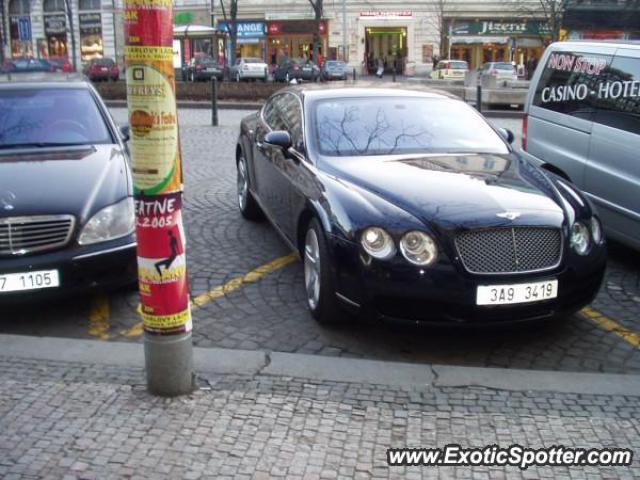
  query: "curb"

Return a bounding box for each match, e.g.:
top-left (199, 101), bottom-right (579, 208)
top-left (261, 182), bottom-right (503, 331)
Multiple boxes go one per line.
top-left (1, 334), bottom-right (639, 395)
top-left (105, 100), bottom-right (262, 110)
top-left (104, 99), bottom-right (523, 118)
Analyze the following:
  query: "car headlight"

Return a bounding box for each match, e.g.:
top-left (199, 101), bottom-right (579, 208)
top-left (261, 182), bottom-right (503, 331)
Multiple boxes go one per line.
top-left (570, 222), bottom-right (590, 255)
top-left (361, 227), bottom-right (395, 260)
top-left (78, 197), bottom-right (135, 245)
top-left (590, 217), bottom-right (603, 245)
top-left (400, 231), bottom-right (438, 266)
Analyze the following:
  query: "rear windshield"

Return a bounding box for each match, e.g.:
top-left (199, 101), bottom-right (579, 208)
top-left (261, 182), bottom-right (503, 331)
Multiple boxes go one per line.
top-left (326, 61), bottom-right (345, 67)
top-left (495, 63), bottom-right (515, 70)
top-left (0, 88), bottom-right (113, 148)
top-left (313, 97), bottom-right (508, 156)
top-left (449, 61), bottom-right (468, 69)
top-left (96, 58), bottom-right (115, 66)
top-left (243, 58), bottom-right (261, 63)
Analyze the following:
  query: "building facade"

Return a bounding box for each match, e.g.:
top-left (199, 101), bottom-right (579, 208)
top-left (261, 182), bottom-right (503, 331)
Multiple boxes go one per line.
top-left (1, 0), bottom-right (118, 66)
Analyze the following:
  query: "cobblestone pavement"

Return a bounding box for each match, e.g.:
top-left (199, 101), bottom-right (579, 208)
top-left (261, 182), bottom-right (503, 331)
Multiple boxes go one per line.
top-left (1, 356), bottom-right (639, 479)
top-left (1, 108), bottom-right (639, 374)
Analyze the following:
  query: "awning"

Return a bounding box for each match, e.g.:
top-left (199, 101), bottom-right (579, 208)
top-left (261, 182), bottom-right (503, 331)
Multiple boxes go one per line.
top-left (173, 25), bottom-right (221, 38)
top-left (517, 37), bottom-right (543, 48)
top-left (450, 35), bottom-right (509, 45)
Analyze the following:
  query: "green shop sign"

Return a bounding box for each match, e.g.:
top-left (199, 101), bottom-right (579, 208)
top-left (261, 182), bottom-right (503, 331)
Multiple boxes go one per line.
top-left (451, 20), bottom-right (550, 36)
top-left (174, 12), bottom-right (194, 25)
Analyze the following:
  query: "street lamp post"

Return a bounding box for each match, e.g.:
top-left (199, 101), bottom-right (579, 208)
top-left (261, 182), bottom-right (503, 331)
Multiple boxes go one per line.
top-left (123, 0), bottom-right (195, 396)
top-left (341, 0), bottom-right (346, 62)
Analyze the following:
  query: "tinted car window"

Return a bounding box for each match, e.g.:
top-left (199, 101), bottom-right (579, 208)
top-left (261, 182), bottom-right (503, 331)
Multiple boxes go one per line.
top-left (495, 63), bottom-right (514, 70)
top-left (591, 55), bottom-right (640, 135)
top-left (314, 97), bottom-right (508, 156)
top-left (263, 95), bottom-right (287, 131)
top-left (96, 58), bottom-right (115, 66)
top-left (0, 88), bottom-right (113, 148)
top-left (244, 58), bottom-right (261, 63)
top-left (533, 51), bottom-right (612, 119)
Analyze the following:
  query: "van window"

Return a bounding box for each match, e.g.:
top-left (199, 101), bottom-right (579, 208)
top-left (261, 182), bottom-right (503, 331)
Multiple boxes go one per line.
top-left (533, 51), bottom-right (613, 120)
top-left (591, 55), bottom-right (640, 135)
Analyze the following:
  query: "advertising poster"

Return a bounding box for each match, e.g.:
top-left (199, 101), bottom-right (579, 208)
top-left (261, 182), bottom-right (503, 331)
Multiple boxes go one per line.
top-left (125, 0), bottom-right (191, 335)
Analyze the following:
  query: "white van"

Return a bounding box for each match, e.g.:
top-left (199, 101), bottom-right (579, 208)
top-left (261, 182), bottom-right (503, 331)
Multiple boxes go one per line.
top-left (521, 41), bottom-right (640, 250)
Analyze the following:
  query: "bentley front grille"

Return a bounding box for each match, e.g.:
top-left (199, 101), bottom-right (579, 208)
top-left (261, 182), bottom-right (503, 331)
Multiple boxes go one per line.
top-left (455, 227), bottom-right (562, 274)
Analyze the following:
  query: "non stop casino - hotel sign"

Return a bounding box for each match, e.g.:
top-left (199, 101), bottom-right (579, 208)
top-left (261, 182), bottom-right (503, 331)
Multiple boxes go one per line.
top-left (124, 0), bottom-right (191, 334)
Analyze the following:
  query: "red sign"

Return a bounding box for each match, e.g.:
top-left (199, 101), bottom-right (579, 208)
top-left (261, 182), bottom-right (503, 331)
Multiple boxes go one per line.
top-left (267, 20), bottom-right (327, 36)
top-left (581, 30), bottom-right (625, 40)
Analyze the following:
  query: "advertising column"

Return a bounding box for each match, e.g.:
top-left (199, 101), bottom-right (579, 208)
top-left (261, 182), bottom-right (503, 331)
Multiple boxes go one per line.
top-left (124, 0), bottom-right (194, 396)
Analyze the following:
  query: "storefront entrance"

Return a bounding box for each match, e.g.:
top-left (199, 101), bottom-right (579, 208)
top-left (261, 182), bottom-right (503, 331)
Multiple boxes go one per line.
top-left (364, 26), bottom-right (407, 73)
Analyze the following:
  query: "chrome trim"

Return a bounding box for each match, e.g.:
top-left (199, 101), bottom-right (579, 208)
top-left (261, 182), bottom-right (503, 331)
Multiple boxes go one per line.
top-left (72, 241), bottom-right (137, 260)
top-left (0, 215), bottom-right (75, 256)
top-left (335, 292), bottom-right (360, 308)
top-left (455, 227), bottom-right (564, 276)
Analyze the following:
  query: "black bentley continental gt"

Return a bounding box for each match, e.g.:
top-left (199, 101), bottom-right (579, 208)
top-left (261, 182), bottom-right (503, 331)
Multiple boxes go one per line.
top-left (235, 84), bottom-right (606, 325)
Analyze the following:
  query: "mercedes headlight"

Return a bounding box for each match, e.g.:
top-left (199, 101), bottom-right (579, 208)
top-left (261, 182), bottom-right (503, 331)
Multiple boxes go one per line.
top-left (361, 227), bottom-right (395, 260)
top-left (570, 222), bottom-right (590, 255)
top-left (400, 231), bottom-right (438, 266)
top-left (590, 217), bottom-right (603, 245)
top-left (78, 197), bottom-right (135, 245)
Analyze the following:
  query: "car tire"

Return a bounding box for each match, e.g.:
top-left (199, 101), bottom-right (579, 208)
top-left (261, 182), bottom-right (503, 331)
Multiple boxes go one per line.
top-left (236, 155), bottom-right (262, 220)
top-left (303, 218), bottom-right (342, 325)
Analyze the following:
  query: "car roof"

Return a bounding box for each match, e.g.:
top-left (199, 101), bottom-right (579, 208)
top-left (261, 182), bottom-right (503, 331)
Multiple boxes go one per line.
top-left (551, 40), bottom-right (640, 49)
top-left (0, 73), bottom-right (90, 88)
top-left (282, 82), bottom-right (461, 101)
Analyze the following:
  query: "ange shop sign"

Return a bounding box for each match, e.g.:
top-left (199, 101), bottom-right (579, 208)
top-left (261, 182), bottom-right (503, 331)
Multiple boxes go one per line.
top-left (218, 21), bottom-right (266, 37)
top-left (267, 21), bottom-right (327, 36)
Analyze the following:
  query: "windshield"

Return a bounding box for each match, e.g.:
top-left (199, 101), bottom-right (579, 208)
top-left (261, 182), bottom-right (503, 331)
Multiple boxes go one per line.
top-left (313, 97), bottom-right (509, 157)
top-left (495, 63), bottom-right (515, 70)
top-left (449, 61), bottom-right (468, 69)
top-left (0, 88), bottom-right (113, 148)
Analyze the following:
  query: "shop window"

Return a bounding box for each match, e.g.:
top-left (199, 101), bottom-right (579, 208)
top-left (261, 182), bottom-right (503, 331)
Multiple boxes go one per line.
top-left (79, 0), bottom-right (101, 9)
top-left (43, 0), bottom-right (66, 12)
top-left (9, 0), bottom-right (32, 58)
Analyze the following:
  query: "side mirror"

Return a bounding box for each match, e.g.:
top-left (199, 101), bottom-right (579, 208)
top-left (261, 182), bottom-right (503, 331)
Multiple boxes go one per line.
top-left (119, 124), bottom-right (131, 142)
top-left (264, 130), bottom-right (292, 150)
top-left (498, 127), bottom-right (514, 145)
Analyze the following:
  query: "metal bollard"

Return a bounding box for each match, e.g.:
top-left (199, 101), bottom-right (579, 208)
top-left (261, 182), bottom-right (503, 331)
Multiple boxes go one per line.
top-left (392, 67), bottom-right (396, 83)
top-left (211, 77), bottom-right (218, 127)
top-left (476, 84), bottom-right (482, 113)
top-left (353, 67), bottom-right (356, 82)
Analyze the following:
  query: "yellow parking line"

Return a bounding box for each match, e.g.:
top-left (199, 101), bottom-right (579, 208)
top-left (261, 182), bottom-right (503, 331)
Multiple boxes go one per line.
top-left (88, 294), bottom-right (112, 341)
top-left (192, 252), bottom-right (299, 308)
top-left (581, 307), bottom-right (640, 349)
top-left (119, 252), bottom-right (299, 338)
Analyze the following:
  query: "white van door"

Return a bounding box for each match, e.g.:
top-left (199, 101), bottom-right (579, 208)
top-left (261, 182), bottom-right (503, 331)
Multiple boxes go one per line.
top-left (525, 45), bottom-right (616, 187)
top-left (584, 49), bottom-right (640, 247)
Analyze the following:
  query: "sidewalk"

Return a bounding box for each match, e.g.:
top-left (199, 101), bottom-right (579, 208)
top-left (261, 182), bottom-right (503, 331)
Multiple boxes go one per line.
top-left (1, 335), bottom-right (639, 479)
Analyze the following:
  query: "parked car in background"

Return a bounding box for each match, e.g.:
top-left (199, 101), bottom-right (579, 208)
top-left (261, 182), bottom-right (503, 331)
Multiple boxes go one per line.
top-left (235, 84), bottom-right (606, 325)
top-left (321, 60), bottom-right (348, 81)
top-left (430, 60), bottom-right (468, 80)
top-left (183, 55), bottom-right (224, 82)
top-left (1, 58), bottom-right (55, 74)
top-left (273, 58), bottom-right (320, 82)
top-left (229, 57), bottom-right (268, 82)
top-left (48, 57), bottom-right (74, 73)
top-left (83, 58), bottom-right (119, 81)
top-left (522, 41), bottom-right (640, 250)
top-left (0, 75), bottom-right (136, 299)
top-left (479, 62), bottom-right (518, 82)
